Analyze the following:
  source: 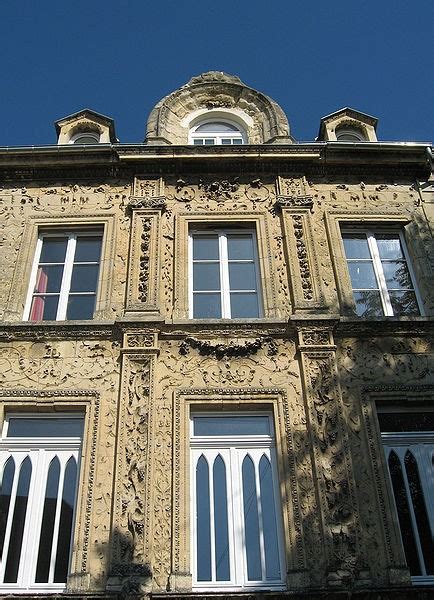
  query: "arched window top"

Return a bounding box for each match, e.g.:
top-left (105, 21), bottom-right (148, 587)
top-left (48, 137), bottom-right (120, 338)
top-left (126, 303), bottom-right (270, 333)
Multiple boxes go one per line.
top-left (70, 132), bottom-right (101, 145)
top-left (335, 126), bottom-right (366, 142)
top-left (190, 119), bottom-right (246, 146)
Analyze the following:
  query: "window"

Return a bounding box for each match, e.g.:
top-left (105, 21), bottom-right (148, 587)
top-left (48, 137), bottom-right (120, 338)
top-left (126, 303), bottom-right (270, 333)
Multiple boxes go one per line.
top-left (0, 415), bottom-right (83, 591)
top-left (189, 229), bottom-right (261, 318)
top-left (24, 231), bottom-right (102, 321)
top-left (335, 126), bottom-right (366, 141)
top-left (379, 410), bottom-right (434, 584)
top-left (191, 414), bottom-right (285, 590)
top-left (190, 121), bottom-right (245, 145)
top-left (342, 229), bottom-right (421, 317)
top-left (70, 132), bottom-right (100, 144)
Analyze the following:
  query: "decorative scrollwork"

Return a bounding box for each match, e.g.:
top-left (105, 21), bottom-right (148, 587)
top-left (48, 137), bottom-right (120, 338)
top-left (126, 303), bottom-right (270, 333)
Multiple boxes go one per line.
top-left (179, 335), bottom-right (278, 358)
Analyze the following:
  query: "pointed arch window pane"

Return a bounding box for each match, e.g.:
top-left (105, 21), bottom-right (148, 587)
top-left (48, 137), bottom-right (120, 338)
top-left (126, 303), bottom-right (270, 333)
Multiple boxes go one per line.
top-left (54, 457), bottom-right (77, 583)
top-left (36, 457), bottom-right (61, 583)
top-left (405, 451), bottom-right (434, 574)
top-left (213, 455), bottom-right (230, 581)
top-left (196, 455), bottom-right (211, 581)
top-left (0, 457), bottom-right (15, 559)
top-left (4, 457), bottom-right (32, 583)
top-left (259, 455), bottom-right (280, 580)
top-left (242, 455), bottom-right (261, 581)
top-left (388, 451), bottom-right (421, 575)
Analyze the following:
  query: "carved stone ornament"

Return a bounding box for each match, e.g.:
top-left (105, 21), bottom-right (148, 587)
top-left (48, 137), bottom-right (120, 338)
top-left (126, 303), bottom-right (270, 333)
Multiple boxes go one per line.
top-left (124, 332), bottom-right (158, 349)
top-left (244, 178), bottom-right (270, 202)
top-left (199, 177), bottom-right (240, 202)
top-left (134, 177), bottom-right (162, 198)
top-left (275, 195), bottom-right (314, 210)
top-left (179, 335), bottom-right (278, 358)
top-left (174, 178), bottom-right (196, 202)
top-left (293, 215), bottom-right (314, 300)
top-left (280, 175), bottom-right (308, 197)
top-left (301, 329), bottom-right (332, 346)
top-left (126, 197), bottom-right (167, 213)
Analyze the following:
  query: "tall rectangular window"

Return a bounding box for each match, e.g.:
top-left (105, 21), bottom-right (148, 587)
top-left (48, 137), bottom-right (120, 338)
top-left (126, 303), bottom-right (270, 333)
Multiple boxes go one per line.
top-left (0, 415), bottom-right (83, 591)
top-left (189, 229), bottom-right (261, 318)
top-left (191, 413), bottom-right (285, 590)
top-left (342, 230), bottom-right (421, 317)
top-left (24, 231), bottom-right (102, 321)
top-left (379, 410), bottom-right (434, 584)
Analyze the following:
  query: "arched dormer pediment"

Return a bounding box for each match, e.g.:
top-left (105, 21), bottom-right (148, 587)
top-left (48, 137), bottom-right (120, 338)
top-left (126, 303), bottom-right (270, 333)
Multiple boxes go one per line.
top-left (317, 107), bottom-right (378, 142)
top-left (55, 109), bottom-right (118, 145)
top-left (145, 71), bottom-right (293, 145)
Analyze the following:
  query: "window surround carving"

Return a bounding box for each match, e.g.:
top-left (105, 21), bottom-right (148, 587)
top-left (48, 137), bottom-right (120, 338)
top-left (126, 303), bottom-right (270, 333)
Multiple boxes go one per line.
top-left (173, 212), bottom-right (279, 321)
top-left (0, 389), bottom-right (100, 589)
top-left (324, 210), bottom-right (429, 318)
top-left (5, 215), bottom-right (116, 322)
top-left (171, 388), bottom-right (305, 592)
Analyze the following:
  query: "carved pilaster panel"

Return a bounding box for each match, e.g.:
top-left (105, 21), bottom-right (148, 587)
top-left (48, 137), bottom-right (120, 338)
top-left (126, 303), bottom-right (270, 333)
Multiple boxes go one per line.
top-left (126, 210), bottom-right (161, 312)
top-left (300, 350), bottom-right (368, 587)
top-left (133, 177), bottom-right (164, 198)
top-left (280, 208), bottom-right (324, 309)
top-left (111, 354), bottom-right (153, 587)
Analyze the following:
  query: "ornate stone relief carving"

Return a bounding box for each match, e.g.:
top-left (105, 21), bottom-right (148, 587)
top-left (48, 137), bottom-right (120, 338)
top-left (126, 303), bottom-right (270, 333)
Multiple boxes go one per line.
top-left (275, 196), bottom-right (314, 210)
top-left (133, 177), bottom-right (163, 198)
top-left (198, 177), bottom-right (240, 202)
top-left (179, 335), bottom-right (278, 359)
top-left (138, 217), bottom-right (152, 303)
top-left (293, 215), bottom-right (314, 300)
top-left (126, 197), bottom-right (167, 212)
top-left (279, 175), bottom-right (308, 197)
top-left (112, 354), bottom-right (152, 584)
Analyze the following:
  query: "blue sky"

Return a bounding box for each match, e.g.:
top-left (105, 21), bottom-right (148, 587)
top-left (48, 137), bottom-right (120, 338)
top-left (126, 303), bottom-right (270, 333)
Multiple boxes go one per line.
top-left (1, 0), bottom-right (433, 146)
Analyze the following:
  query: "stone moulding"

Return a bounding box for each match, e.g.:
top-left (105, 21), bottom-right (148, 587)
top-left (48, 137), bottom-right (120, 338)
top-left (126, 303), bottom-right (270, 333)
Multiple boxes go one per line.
top-left (179, 335), bottom-right (278, 358)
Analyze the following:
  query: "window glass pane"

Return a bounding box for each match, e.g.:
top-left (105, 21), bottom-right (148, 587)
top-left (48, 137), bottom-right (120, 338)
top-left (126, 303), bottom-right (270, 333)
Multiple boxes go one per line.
top-left (66, 294), bottom-right (96, 320)
top-left (193, 235), bottom-right (219, 260)
top-left (376, 234), bottom-right (404, 259)
top-left (388, 451), bottom-right (421, 575)
top-left (74, 236), bottom-right (102, 263)
top-left (221, 138), bottom-right (231, 145)
top-left (193, 293), bottom-right (221, 318)
top-left (73, 135), bottom-right (99, 144)
top-left (259, 455), bottom-right (280, 580)
top-left (29, 295), bottom-right (59, 321)
top-left (342, 234), bottom-right (370, 259)
top-left (7, 418), bottom-right (83, 438)
top-left (233, 138), bottom-right (243, 144)
top-left (378, 412), bottom-right (434, 432)
top-left (35, 457), bottom-right (60, 582)
top-left (193, 139), bottom-right (203, 145)
top-left (229, 263), bottom-right (256, 291)
top-left (194, 416), bottom-right (271, 437)
top-left (404, 451), bottom-right (434, 574)
top-left (227, 235), bottom-right (254, 260)
top-left (70, 264), bottom-right (100, 293)
top-left (0, 457), bottom-right (15, 560)
top-left (347, 262), bottom-right (378, 289)
top-left (204, 139), bottom-right (214, 145)
top-left (213, 455), bottom-right (230, 581)
top-left (193, 263), bottom-right (220, 291)
top-left (353, 291), bottom-right (383, 317)
top-left (4, 457), bottom-right (32, 583)
top-left (196, 455), bottom-right (211, 581)
top-left (242, 455), bottom-right (262, 581)
top-left (35, 265), bottom-right (64, 293)
top-left (54, 457), bottom-right (77, 582)
top-left (389, 291), bottom-right (419, 316)
top-left (39, 238), bottom-right (68, 263)
top-left (382, 262), bottom-right (413, 289)
top-left (230, 292), bottom-right (259, 318)
top-left (196, 122), bottom-right (239, 132)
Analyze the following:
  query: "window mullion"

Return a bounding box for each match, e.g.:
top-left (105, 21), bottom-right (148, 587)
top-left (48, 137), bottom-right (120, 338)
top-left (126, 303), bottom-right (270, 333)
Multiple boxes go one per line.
top-left (367, 232), bottom-right (393, 316)
top-left (57, 235), bottom-right (76, 320)
top-left (220, 233), bottom-right (230, 318)
top-left (25, 449), bottom-right (48, 587)
top-left (232, 447), bottom-right (244, 587)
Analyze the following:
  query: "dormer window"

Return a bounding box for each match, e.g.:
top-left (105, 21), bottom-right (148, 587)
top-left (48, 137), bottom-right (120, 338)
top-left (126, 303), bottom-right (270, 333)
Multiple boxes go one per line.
top-left (335, 126), bottom-right (367, 142)
top-left (190, 121), bottom-right (245, 145)
top-left (70, 132), bottom-right (101, 145)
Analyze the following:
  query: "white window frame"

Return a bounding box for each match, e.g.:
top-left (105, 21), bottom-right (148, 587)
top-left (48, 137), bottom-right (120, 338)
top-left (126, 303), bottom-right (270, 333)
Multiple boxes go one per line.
top-left (189, 119), bottom-right (246, 146)
top-left (379, 409), bottom-right (434, 585)
top-left (23, 230), bottom-right (102, 321)
top-left (0, 414), bottom-right (83, 593)
top-left (341, 228), bottom-right (423, 317)
top-left (188, 228), bottom-right (263, 319)
top-left (190, 412), bottom-right (286, 591)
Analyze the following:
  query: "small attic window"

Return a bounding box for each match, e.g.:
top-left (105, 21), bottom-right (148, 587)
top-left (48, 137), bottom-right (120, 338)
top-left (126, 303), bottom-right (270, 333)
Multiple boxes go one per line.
top-left (335, 126), bottom-right (366, 142)
top-left (190, 120), bottom-right (246, 145)
top-left (70, 132), bottom-right (101, 145)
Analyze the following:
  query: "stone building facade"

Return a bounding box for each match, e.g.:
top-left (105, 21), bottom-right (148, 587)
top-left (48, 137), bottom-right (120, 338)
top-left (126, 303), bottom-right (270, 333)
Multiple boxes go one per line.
top-left (0, 72), bottom-right (433, 599)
